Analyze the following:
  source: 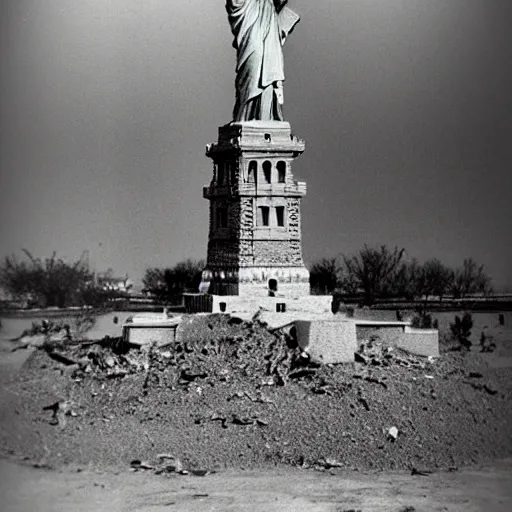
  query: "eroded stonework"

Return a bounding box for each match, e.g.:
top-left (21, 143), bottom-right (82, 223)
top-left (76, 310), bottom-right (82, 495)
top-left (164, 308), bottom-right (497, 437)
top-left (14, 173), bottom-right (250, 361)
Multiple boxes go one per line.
top-left (287, 198), bottom-right (301, 237)
top-left (201, 121), bottom-right (310, 298)
top-left (252, 241), bottom-right (303, 266)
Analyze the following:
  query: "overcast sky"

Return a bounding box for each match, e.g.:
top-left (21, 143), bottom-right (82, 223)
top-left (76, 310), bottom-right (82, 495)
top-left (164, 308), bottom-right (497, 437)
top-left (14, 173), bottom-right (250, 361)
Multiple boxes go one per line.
top-left (1, 0), bottom-right (511, 289)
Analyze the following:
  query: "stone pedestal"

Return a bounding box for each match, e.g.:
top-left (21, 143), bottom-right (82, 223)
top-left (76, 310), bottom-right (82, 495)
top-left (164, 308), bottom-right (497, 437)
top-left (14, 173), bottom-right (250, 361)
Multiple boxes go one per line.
top-left (200, 121), bottom-right (310, 298)
top-left (122, 314), bottom-right (181, 347)
top-left (295, 319), bottom-right (358, 364)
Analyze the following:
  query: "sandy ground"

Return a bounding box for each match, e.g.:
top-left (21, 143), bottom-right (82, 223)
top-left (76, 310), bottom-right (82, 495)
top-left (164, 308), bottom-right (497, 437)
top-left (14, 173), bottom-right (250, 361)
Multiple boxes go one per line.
top-left (1, 458), bottom-right (512, 512)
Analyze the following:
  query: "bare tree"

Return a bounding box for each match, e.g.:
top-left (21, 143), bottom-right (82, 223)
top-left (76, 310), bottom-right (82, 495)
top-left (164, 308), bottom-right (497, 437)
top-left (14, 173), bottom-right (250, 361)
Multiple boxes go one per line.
top-left (421, 258), bottom-right (453, 302)
top-left (0, 250), bottom-right (96, 308)
top-left (393, 258), bottom-right (422, 301)
top-left (342, 245), bottom-right (405, 305)
top-left (451, 258), bottom-right (492, 298)
top-left (309, 257), bottom-right (342, 295)
top-left (143, 259), bottom-right (205, 304)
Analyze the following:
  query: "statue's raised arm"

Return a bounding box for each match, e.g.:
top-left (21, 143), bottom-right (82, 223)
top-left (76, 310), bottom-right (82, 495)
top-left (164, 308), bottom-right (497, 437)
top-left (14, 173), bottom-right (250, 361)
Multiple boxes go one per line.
top-left (226, 0), bottom-right (300, 122)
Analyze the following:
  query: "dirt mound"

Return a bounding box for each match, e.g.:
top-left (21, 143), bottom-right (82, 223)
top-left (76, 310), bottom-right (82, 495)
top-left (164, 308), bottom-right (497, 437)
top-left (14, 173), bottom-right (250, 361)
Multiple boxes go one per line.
top-left (1, 314), bottom-right (511, 473)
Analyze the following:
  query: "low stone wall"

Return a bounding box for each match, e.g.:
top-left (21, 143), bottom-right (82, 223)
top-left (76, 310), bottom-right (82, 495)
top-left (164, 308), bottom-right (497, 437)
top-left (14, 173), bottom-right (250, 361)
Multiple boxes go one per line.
top-left (356, 326), bottom-right (404, 346)
top-left (397, 327), bottom-right (440, 357)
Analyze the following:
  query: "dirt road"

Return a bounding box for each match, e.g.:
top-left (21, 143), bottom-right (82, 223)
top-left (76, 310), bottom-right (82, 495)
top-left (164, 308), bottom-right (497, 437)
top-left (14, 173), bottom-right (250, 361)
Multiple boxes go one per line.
top-left (1, 458), bottom-right (512, 512)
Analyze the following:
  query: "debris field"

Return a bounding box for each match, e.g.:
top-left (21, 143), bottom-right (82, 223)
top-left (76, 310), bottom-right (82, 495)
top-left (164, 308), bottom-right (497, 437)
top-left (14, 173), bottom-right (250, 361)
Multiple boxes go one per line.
top-left (0, 314), bottom-right (511, 474)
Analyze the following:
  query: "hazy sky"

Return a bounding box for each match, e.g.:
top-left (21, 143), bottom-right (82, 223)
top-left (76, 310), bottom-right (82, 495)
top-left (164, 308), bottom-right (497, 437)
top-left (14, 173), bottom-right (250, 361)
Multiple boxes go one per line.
top-left (1, 0), bottom-right (511, 288)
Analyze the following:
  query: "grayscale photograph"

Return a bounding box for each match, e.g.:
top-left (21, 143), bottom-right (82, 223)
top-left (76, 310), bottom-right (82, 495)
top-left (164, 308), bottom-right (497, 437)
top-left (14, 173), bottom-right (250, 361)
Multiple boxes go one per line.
top-left (0, 1), bottom-right (511, 510)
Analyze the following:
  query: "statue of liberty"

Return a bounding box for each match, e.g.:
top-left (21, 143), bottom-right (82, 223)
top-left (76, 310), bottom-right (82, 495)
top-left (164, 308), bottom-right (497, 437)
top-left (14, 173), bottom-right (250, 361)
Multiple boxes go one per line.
top-left (226, 0), bottom-right (300, 122)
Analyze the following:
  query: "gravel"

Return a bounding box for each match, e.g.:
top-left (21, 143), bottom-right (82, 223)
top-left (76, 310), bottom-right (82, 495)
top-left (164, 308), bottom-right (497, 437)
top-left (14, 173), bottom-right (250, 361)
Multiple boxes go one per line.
top-left (0, 313), bottom-right (511, 473)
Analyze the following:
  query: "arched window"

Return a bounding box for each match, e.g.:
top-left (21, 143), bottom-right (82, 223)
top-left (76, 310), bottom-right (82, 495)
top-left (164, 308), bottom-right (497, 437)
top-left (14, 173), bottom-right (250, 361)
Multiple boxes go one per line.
top-left (277, 161), bottom-right (286, 183)
top-left (248, 161), bottom-right (257, 183)
top-left (263, 161), bottom-right (272, 184)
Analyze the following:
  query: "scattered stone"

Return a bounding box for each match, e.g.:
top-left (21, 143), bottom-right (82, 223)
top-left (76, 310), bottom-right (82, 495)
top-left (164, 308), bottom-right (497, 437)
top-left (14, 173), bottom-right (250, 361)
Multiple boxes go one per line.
top-left (388, 426), bottom-right (399, 441)
top-left (467, 382), bottom-right (498, 395)
top-left (138, 462), bottom-right (154, 470)
top-left (232, 415), bottom-right (254, 426)
top-left (43, 400), bottom-right (72, 427)
top-left (45, 350), bottom-right (79, 366)
top-left (104, 356), bottom-right (115, 368)
top-left (32, 462), bottom-right (53, 470)
top-left (354, 353), bottom-right (368, 364)
top-left (190, 469), bottom-right (209, 477)
top-left (106, 369), bottom-right (128, 379)
top-left (231, 414), bottom-right (268, 427)
top-left (311, 384), bottom-right (334, 396)
top-left (180, 369), bottom-right (208, 383)
top-left (358, 397), bottom-right (370, 411)
top-left (364, 376), bottom-right (388, 389)
top-left (317, 457), bottom-right (343, 469)
top-left (288, 368), bottom-right (317, 380)
top-left (210, 414), bottom-right (228, 429)
top-left (411, 467), bottom-right (431, 476)
top-left (483, 384), bottom-right (498, 395)
top-left (172, 458), bottom-right (183, 473)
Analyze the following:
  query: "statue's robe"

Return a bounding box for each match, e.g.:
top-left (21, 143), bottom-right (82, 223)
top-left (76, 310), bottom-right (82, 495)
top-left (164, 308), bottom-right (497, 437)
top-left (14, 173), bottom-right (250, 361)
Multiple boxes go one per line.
top-left (226, 0), bottom-right (300, 121)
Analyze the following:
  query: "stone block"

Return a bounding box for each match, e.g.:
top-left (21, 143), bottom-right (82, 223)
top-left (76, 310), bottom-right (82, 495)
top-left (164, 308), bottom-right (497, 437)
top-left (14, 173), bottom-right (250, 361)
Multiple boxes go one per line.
top-left (123, 321), bottom-right (179, 347)
top-left (396, 327), bottom-right (439, 357)
top-left (295, 319), bottom-right (357, 364)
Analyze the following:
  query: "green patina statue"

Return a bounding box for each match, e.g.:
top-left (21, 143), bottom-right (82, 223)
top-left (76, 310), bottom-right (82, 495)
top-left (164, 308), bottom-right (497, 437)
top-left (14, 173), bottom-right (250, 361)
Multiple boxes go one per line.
top-left (226, 0), bottom-right (300, 122)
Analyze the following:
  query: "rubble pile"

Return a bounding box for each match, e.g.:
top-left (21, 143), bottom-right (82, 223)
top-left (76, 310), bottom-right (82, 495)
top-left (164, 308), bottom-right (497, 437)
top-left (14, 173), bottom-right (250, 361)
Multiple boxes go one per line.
top-left (1, 314), bottom-right (511, 473)
top-left (355, 335), bottom-right (432, 369)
